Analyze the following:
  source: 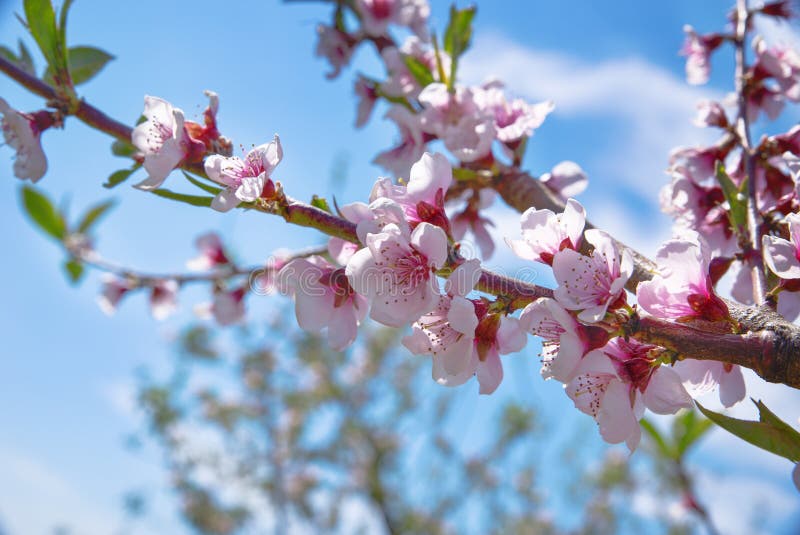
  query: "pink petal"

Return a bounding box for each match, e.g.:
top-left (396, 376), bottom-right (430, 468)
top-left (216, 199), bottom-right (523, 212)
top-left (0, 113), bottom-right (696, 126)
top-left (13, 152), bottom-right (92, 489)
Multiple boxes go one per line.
top-left (763, 235), bottom-right (800, 279)
top-left (643, 367), bottom-right (693, 415)
top-left (447, 295), bottom-right (478, 335)
top-left (597, 380), bottom-right (637, 444)
top-left (445, 258), bottom-right (481, 297)
top-left (477, 351), bottom-right (503, 395)
top-left (410, 222), bottom-right (448, 269)
top-left (719, 364), bottom-right (746, 408)
top-left (407, 152), bottom-right (452, 202)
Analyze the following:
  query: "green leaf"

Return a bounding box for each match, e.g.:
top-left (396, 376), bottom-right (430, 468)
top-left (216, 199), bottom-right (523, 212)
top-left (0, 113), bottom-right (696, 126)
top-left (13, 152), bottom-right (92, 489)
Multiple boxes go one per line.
top-left (150, 189), bottom-right (214, 208)
top-left (77, 199), bottom-right (115, 233)
top-left (64, 46), bottom-right (114, 85)
top-left (23, 0), bottom-right (59, 67)
top-left (63, 258), bottom-right (84, 284)
top-left (697, 399), bottom-right (800, 462)
top-left (715, 161), bottom-right (748, 237)
top-left (57, 0), bottom-right (75, 53)
top-left (311, 195), bottom-right (332, 213)
top-left (182, 171), bottom-right (222, 195)
top-left (111, 139), bottom-right (137, 158)
top-left (103, 167), bottom-right (137, 189)
top-left (0, 40), bottom-right (36, 76)
top-left (443, 4), bottom-right (476, 87)
top-left (674, 409), bottom-right (713, 456)
top-left (640, 418), bottom-right (674, 459)
top-left (402, 54), bottom-right (435, 87)
top-left (21, 185), bottom-right (66, 240)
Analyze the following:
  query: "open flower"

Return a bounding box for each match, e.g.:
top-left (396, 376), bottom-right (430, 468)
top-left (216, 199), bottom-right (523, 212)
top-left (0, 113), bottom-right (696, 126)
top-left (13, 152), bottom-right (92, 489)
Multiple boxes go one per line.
top-left (673, 359), bottom-right (746, 408)
top-left (346, 221), bottom-right (447, 327)
top-left (0, 97), bottom-right (48, 182)
top-left (508, 198), bottom-right (586, 266)
top-left (354, 0), bottom-right (430, 40)
top-left (451, 189), bottom-right (496, 260)
top-left (373, 106), bottom-right (426, 178)
top-left (403, 259), bottom-right (481, 384)
top-left (478, 86), bottom-right (553, 145)
top-left (553, 229), bottom-right (632, 323)
top-left (681, 25), bottom-right (723, 85)
top-left (186, 232), bottom-right (230, 271)
top-left (763, 213), bottom-right (800, 279)
top-left (315, 25), bottom-right (356, 80)
top-left (419, 83), bottom-right (495, 163)
top-left (519, 297), bottom-right (607, 383)
top-left (204, 135), bottom-right (282, 212)
top-left (279, 256), bottom-right (368, 351)
top-left (566, 338), bottom-right (692, 450)
top-left (637, 233), bottom-right (729, 322)
top-left (150, 279), bottom-right (179, 320)
top-left (97, 276), bottom-right (134, 315)
top-left (131, 95), bottom-right (198, 191)
top-left (540, 161), bottom-right (588, 202)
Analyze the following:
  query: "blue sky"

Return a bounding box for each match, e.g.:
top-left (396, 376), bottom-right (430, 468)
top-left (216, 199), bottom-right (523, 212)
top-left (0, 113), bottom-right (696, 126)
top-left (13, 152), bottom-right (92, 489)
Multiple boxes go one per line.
top-left (1, 0), bottom-right (799, 533)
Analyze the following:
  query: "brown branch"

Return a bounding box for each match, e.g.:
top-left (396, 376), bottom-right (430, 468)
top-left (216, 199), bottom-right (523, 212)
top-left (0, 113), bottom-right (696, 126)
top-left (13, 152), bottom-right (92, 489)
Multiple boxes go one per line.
top-left (733, 0), bottom-right (771, 307)
top-left (630, 313), bottom-right (800, 389)
top-left (0, 55), bottom-right (133, 143)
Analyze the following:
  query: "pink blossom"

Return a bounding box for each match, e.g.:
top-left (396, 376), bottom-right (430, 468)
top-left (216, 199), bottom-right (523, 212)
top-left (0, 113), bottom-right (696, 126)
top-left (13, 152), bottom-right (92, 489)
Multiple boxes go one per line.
top-left (315, 25), bottom-right (356, 80)
top-left (131, 95), bottom-right (199, 191)
top-left (204, 135), bottom-right (282, 212)
top-left (354, 0), bottom-right (430, 40)
top-left (186, 232), bottom-right (230, 271)
top-left (472, 313), bottom-right (527, 395)
top-left (451, 189), bottom-right (496, 259)
top-left (553, 229), bottom-right (632, 323)
top-left (369, 151), bottom-right (452, 232)
top-left (747, 85), bottom-right (785, 122)
top-left (692, 100), bottom-right (728, 128)
top-left (763, 213), bottom-right (800, 279)
top-left (345, 221), bottom-right (447, 327)
top-left (567, 338), bottom-right (692, 449)
top-left (673, 359), bottom-right (746, 408)
top-left (210, 287), bottom-right (246, 326)
top-left (279, 256), bottom-right (368, 351)
top-left (373, 106), bottom-right (426, 178)
top-left (418, 83), bottom-right (495, 163)
top-left (668, 145), bottom-right (728, 189)
top-left (636, 234), bottom-right (729, 322)
top-left (540, 161), bottom-right (588, 202)
top-left (150, 279), bottom-right (179, 320)
top-left (507, 198), bottom-right (586, 266)
top-left (380, 37), bottom-right (450, 99)
top-left (97, 276), bottom-right (134, 315)
top-left (754, 37), bottom-right (800, 102)
top-left (250, 253), bottom-right (291, 296)
top-left (354, 77), bottom-right (378, 128)
top-left (519, 297), bottom-right (607, 383)
top-left (329, 202), bottom-right (375, 265)
top-left (681, 25), bottom-right (723, 86)
top-left (402, 259), bottom-right (481, 384)
top-left (478, 86), bottom-right (553, 145)
top-left (0, 97), bottom-right (48, 182)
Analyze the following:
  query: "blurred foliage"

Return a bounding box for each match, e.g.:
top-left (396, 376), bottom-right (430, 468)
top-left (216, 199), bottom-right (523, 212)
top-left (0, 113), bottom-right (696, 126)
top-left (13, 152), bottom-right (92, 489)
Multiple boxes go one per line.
top-left (129, 312), bottom-right (718, 535)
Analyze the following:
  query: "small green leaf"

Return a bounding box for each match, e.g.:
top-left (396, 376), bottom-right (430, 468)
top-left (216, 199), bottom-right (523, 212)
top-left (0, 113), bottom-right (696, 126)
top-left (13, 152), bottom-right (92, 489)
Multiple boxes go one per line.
top-left (77, 199), bottom-right (115, 233)
top-left (697, 399), bottom-right (800, 462)
top-left (150, 189), bottom-right (214, 208)
top-left (17, 39), bottom-right (36, 75)
top-left (63, 258), bottom-right (84, 284)
top-left (65, 46), bottom-right (114, 85)
top-left (21, 185), bottom-right (66, 240)
top-left (182, 171), bottom-right (222, 195)
top-left (443, 4), bottom-right (476, 87)
top-left (402, 54), bottom-right (435, 87)
top-left (443, 5), bottom-right (476, 58)
top-left (311, 195), bottom-right (332, 213)
top-left (103, 167), bottom-right (137, 189)
top-left (640, 418), bottom-right (674, 459)
top-left (23, 0), bottom-right (59, 67)
top-left (715, 161), bottom-right (748, 237)
top-left (674, 409), bottom-right (713, 456)
top-left (57, 0), bottom-right (75, 52)
top-left (111, 139), bottom-right (137, 157)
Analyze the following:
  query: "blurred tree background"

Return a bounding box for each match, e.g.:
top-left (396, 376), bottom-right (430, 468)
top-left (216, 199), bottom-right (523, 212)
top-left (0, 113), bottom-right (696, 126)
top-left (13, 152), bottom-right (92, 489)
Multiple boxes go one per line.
top-left (114, 311), bottom-right (719, 535)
